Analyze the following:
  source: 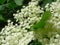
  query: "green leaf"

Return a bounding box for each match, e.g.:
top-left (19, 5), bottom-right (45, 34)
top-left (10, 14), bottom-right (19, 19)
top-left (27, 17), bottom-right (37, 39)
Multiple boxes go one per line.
top-left (0, 15), bottom-right (4, 21)
top-left (41, 10), bottom-right (51, 21)
top-left (31, 11), bottom-right (51, 30)
top-left (14, 0), bottom-right (23, 6)
top-left (28, 40), bottom-right (42, 45)
top-left (8, 2), bottom-right (17, 9)
top-left (0, 5), bottom-right (5, 10)
top-left (0, 0), bottom-right (6, 4)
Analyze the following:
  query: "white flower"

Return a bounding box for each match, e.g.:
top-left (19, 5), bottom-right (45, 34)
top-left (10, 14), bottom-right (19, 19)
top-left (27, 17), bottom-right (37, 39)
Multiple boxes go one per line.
top-left (0, 22), bottom-right (34, 45)
top-left (0, 0), bottom-right (43, 45)
top-left (45, 0), bottom-right (60, 29)
top-left (46, 34), bottom-right (60, 45)
top-left (13, 0), bottom-right (43, 30)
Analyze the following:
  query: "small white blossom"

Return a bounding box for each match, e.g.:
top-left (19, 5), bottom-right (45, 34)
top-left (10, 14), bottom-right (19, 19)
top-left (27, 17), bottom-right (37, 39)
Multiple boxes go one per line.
top-left (0, 0), bottom-right (43, 45)
top-left (45, 0), bottom-right (60, 29)
top-left (46, 34), bottom-right (60, 45)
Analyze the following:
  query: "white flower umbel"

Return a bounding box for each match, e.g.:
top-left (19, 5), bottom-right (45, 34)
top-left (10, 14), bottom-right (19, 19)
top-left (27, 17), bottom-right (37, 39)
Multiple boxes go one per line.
top-left (45, 0), bottom-right (60, 28)
top-left (0, 21), bottom-right (34, 45)
top-left (13, 0), bottom-right (43, 30)
top-left (46, 34), bottom-right (60, 45)
top-left (0, 0), bottom-right (43, 45)
top-left (45, 0), bottom-right (60, 45)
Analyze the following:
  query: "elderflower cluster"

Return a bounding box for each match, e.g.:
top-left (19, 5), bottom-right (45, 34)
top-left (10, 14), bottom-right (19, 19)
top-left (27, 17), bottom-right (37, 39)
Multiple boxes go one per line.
top-left (0, 20), bottom-right (34, 45)
top-left (45, 0), bottom-right (60, 45)
top-left (0, 0), bottom-right (43, 45)
top-left (13, 0), bottom-right (43, 30)
top-left (46, 34), bottom-right (60, 45)
top-left (45, 0), bottom-right (60, 28)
